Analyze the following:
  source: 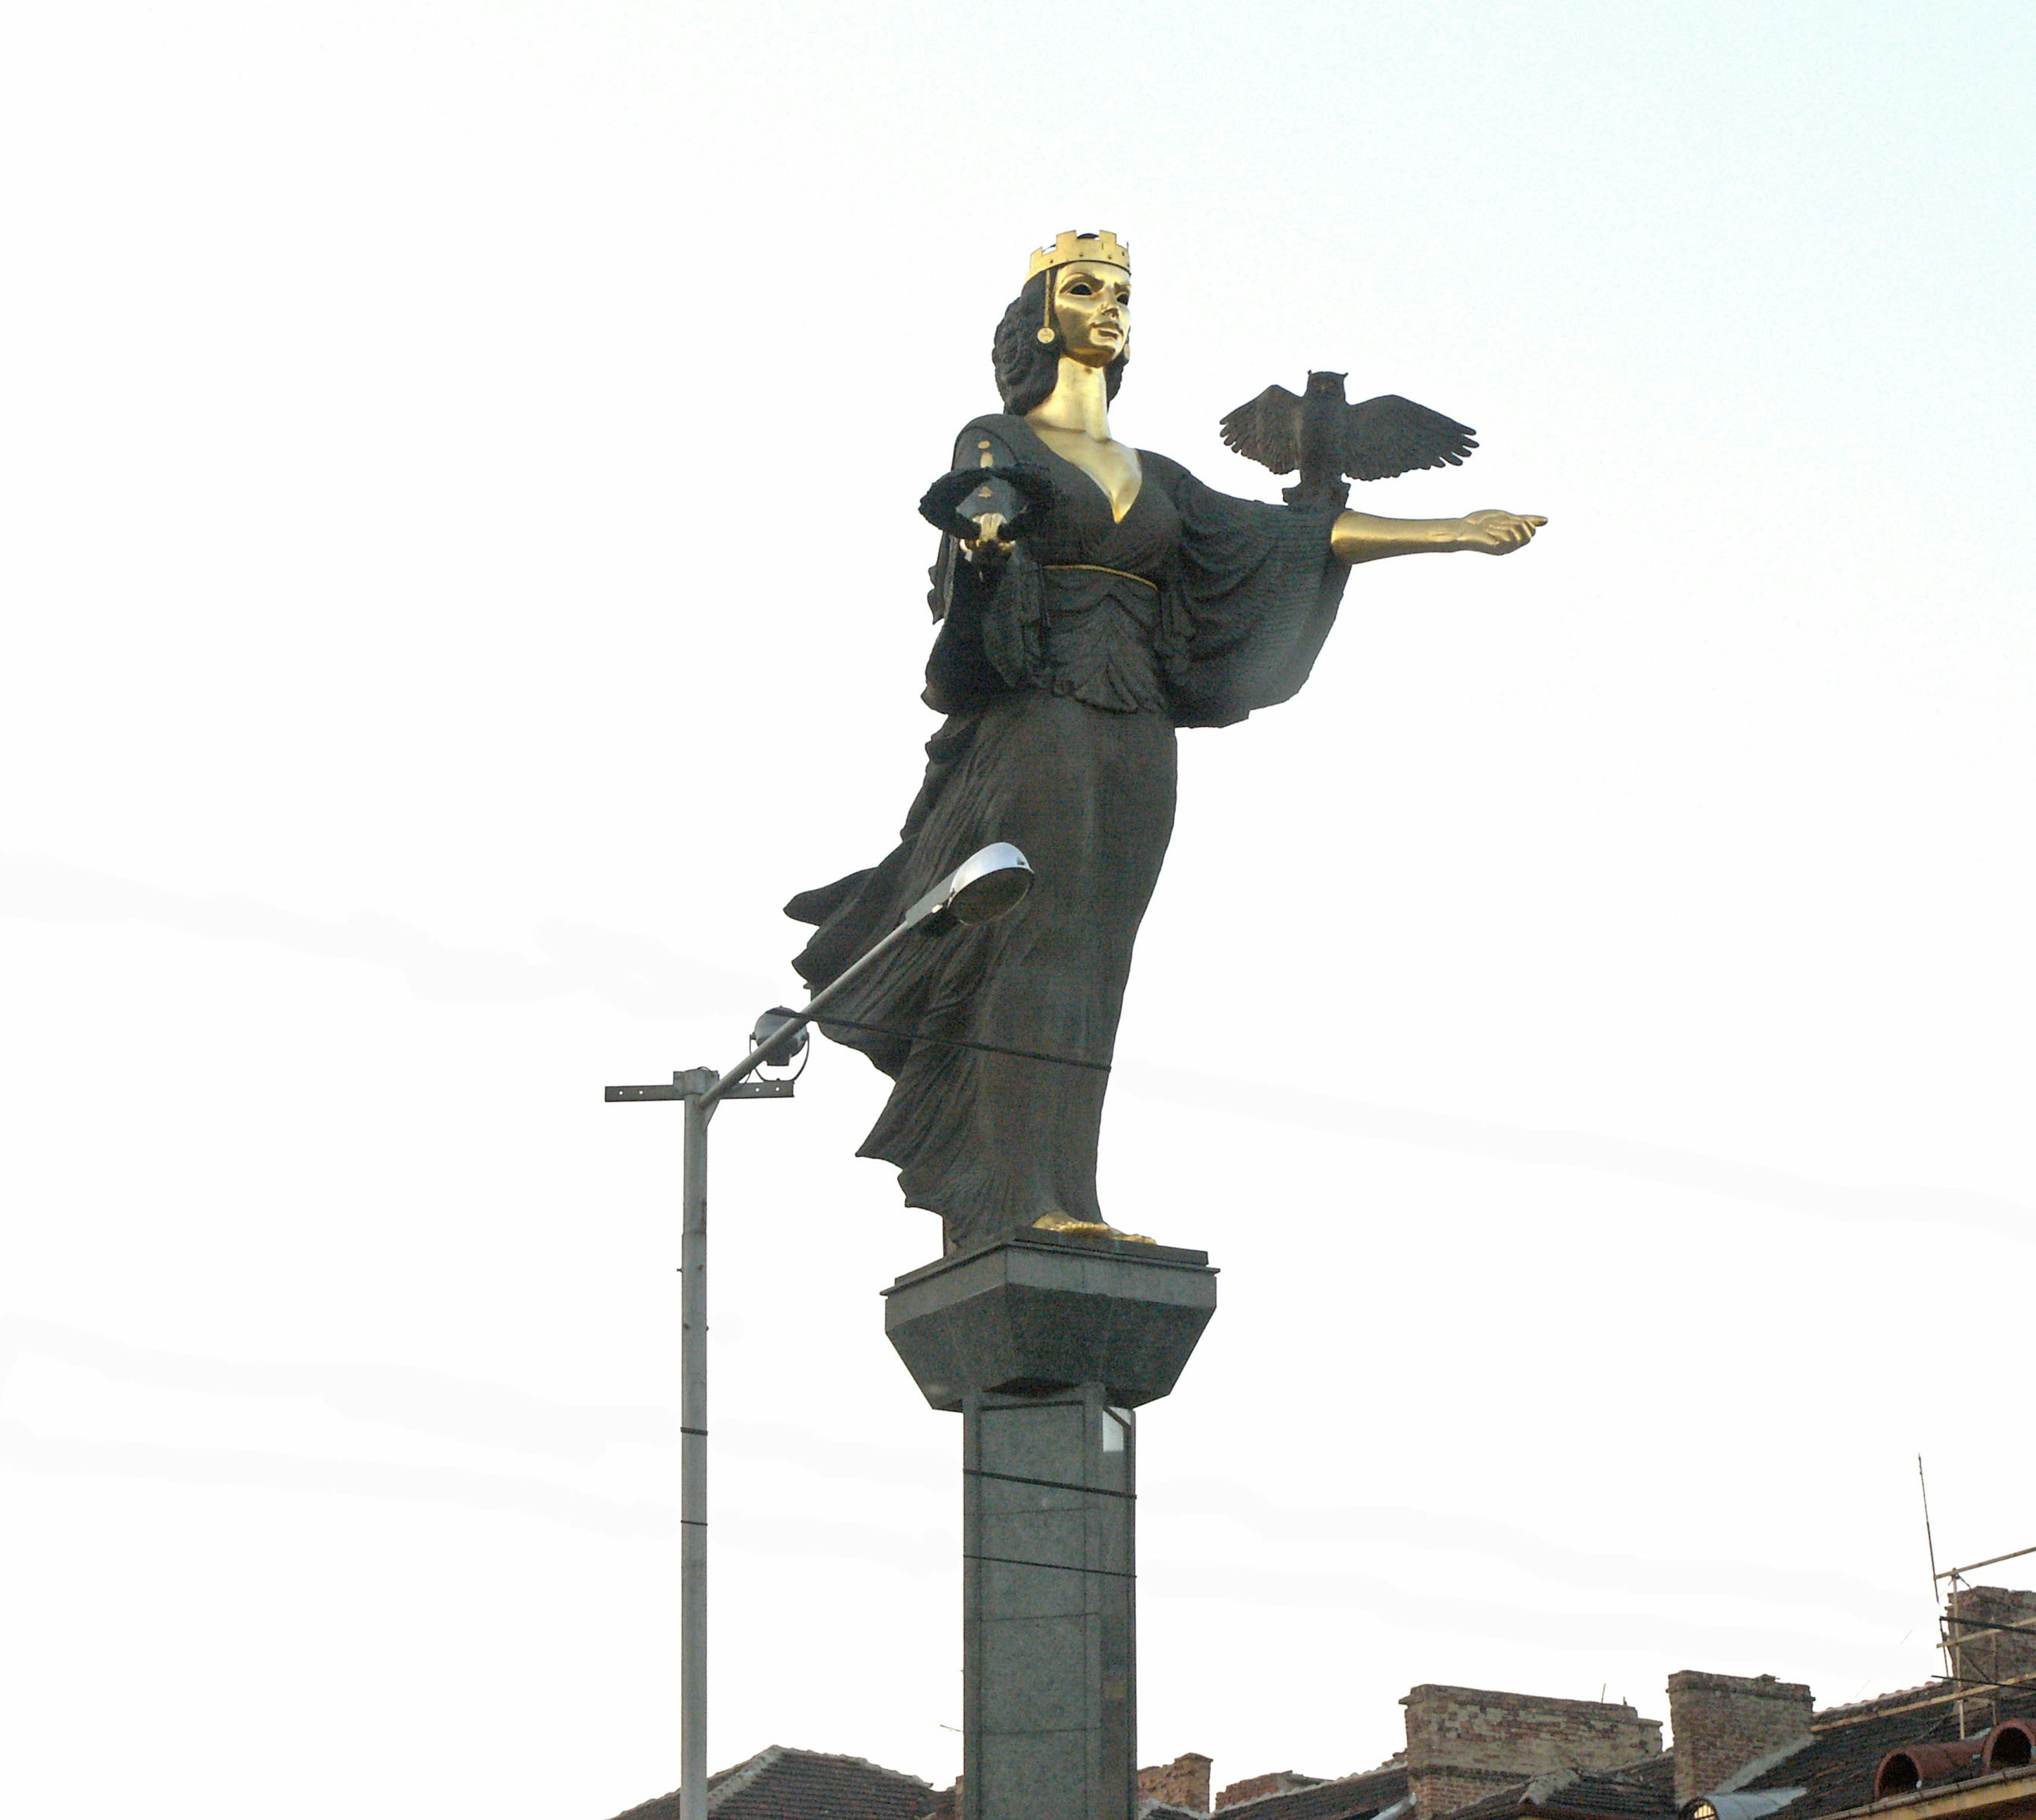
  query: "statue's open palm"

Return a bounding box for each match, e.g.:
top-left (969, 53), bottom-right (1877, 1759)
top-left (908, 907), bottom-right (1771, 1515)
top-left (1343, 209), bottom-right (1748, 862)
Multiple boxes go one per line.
top-left (1459, 509), bottom-right (1546, 553)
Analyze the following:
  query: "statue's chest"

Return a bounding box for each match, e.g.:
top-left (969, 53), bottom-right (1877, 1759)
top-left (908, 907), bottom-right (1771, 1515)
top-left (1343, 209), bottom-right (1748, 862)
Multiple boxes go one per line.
top-left (1035, 435), bottom-right (1143, 523)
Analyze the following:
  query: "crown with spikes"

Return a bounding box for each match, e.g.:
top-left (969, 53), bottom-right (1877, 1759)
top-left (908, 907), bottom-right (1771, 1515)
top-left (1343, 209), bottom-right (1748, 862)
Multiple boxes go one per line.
top-left (1025, 230), bottom-right (1130, 282)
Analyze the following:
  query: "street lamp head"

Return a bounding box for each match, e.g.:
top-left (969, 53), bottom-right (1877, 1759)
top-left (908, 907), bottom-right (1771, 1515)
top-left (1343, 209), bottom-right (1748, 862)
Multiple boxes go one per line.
top-left (945, 842), bottom-right (1034, 925)
top-left (906, 842), bottom-right (1034, 931)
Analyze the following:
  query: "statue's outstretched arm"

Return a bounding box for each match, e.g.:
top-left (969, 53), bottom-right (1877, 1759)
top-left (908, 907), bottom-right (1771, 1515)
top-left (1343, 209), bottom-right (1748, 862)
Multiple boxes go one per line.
top-left (1330, 508), bottom-right (1547, 565)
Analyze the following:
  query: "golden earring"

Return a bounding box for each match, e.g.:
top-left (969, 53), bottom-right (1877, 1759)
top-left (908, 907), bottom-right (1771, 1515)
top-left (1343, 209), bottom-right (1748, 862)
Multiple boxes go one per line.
top-left (1036, 276), bottom-right (1056, 346)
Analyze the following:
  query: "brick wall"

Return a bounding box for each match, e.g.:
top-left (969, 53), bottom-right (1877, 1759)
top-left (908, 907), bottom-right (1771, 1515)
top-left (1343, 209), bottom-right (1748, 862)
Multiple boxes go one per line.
top-left (1949, 1587), bottom-right (2036, 1694)
top-left (1140, 1753), bottom-right (1213, 1813)
top-left (1402, 1685), bottom-right (1663, 1819)
top-left (1666, 1672), bottom-right (1814, 1805)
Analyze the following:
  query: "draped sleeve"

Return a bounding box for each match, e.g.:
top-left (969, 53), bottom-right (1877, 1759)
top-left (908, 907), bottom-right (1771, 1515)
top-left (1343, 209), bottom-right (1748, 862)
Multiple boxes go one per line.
top-left (923, 417), bottom-right (1047, 714)
top-left (1147, 454), bottom-right (1350, 729)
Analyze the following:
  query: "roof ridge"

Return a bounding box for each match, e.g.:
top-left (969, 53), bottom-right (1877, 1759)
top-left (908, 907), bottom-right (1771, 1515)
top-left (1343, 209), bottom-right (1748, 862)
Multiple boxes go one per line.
top-left (1303, 1761), bottom-right (1410, 1788)
top-left (1214, 1761), bottom-right (1409, 1811)
top-left (1811, 1684), bottom-right (1958, 1726)
top-left (706, 1746), bottom-right (785, 1809)
top-left (763, 1745), bottom-right (935, 1787)
top-left (1578, 1753), bottom-right (1678, 1781)
top-left (697, 1743), bottom-right (936, 1816)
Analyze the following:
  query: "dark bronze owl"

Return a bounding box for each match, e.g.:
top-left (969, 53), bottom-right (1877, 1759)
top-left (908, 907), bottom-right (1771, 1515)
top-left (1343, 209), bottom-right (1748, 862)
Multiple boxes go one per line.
top-left (1219, 371), bottom-right (1478, 509)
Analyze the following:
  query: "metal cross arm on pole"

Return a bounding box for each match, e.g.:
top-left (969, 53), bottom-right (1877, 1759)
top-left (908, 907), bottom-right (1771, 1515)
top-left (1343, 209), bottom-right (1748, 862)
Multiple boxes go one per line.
top-left (604, 1078), bottom-right (793, 1104)
top-left (598, 841), bottom-right (1032, 1820)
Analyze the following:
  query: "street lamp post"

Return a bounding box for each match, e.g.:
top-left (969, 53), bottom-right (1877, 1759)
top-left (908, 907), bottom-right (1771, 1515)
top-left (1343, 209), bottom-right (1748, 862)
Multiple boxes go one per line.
top-left (605, 842), bottom-right (1034, 1820)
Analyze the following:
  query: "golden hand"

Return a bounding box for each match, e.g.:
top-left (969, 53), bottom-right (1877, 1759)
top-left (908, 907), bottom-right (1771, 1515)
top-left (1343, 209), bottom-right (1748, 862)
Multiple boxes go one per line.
top-left (1455, 509), bottom-right (1547, 554)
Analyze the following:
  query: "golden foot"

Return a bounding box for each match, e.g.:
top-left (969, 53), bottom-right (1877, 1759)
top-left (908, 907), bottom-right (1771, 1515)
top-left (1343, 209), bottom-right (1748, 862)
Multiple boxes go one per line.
top-left (1031, 1212), bottom-right (1157, 1245)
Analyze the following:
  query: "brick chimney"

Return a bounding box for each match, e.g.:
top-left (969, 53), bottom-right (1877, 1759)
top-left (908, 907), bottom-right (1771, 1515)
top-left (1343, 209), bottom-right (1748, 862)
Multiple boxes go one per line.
top-left (1666, 1672), bottom-right (1814, 1806)
top-left (1140, 1753), bottom-right (1213, 1813)
top-left (1402, 1685), bottom-right (1663, 1819)
top-left (1949, 1587), bottom-right (2036, 1694)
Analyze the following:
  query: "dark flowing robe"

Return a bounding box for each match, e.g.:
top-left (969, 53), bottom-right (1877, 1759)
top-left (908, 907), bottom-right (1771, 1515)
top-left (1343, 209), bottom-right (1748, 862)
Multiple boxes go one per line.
top-left (786, 414), bottom-right (1348, 1252)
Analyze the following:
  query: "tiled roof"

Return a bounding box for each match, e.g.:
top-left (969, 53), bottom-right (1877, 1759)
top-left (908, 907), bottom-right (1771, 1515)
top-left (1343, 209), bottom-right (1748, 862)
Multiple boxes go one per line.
top-left (1557, 1756), bottom-right (1680, 1819)
top-left (1215, 1759), bottom-right (1411, 1820)
top-left (605, 1746), bottom-right (938, 1820)
top-left (1444, 1752), bottom-right (1679, 1820)
top-left (1810, 1685), bottom-right (1946, 1727)
top-left (1736, 1685), bottom-right (2036, 1820)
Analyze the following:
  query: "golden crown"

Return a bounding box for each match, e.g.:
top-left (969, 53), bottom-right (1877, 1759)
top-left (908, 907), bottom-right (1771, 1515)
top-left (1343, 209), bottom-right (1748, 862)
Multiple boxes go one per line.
top-left (1025, 230), bottom-right (1130, 282)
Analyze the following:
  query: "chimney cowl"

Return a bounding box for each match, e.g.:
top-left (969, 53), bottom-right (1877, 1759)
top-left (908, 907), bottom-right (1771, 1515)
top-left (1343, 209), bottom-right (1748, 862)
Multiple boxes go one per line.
top-left (1874, 1739), bottom-right (1986, 1801)
top-left (1984, 1721), bottom-right (2036, 1776)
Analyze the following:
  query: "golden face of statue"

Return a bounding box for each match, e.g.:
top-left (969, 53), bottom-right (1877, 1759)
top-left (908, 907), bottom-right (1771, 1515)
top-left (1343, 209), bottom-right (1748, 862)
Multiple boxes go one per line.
top-left (1051, 260), bottom-right (1131, 366)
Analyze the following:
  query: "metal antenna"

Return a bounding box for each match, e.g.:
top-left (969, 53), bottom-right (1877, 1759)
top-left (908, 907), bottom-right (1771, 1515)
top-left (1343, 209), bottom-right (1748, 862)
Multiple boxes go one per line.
top-left (1919, 1456), bottom-right (1953, 1708)
top-left (1919, 1456), bottom-right (1976, 1738)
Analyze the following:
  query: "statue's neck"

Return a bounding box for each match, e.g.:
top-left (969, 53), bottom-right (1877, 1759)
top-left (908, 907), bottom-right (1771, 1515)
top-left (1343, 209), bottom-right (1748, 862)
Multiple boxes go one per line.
top-left (1026, 357), bottom-right (1112, 441)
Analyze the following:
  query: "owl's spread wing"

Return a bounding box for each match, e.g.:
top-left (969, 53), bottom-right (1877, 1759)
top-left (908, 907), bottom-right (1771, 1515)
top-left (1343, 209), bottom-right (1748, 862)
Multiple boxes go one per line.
top-left (1343, 394), bottom-right (1478, 482)
top-left (1219, 384), bottom-right (1306, 476)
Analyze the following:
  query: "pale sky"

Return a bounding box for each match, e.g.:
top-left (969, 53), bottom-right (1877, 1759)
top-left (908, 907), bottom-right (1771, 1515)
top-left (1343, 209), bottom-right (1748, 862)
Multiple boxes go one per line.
top-left (4, 4), bottom-right (2034, 1817)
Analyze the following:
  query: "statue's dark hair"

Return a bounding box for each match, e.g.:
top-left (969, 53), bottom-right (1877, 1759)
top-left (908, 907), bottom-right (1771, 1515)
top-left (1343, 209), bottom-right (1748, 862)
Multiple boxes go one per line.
top-left (993, 270), bottom-right (1128, 415)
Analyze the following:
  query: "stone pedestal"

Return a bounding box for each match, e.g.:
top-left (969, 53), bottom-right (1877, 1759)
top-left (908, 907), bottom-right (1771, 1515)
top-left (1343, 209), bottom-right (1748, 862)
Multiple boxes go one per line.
top-left (884, 1231), bottom-right (1217, 1820)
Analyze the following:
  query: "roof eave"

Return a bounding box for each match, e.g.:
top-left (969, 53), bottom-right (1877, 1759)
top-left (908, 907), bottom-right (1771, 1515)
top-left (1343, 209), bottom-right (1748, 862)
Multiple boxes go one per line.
top-left (1808, 1769), bottom-right (2036, 1820)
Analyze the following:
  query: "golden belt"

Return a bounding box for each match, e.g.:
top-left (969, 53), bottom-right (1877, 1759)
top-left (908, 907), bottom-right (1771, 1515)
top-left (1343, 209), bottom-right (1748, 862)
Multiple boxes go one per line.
top-left (1042, 562), bottom-right (1159, 592)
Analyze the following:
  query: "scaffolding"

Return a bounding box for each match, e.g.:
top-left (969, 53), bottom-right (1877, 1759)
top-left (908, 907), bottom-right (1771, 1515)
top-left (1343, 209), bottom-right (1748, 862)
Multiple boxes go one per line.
top-left (1918, 1458), bottom-right (2036, 1739)
top-left (1933, 1543), bottom-right (2036, 1739)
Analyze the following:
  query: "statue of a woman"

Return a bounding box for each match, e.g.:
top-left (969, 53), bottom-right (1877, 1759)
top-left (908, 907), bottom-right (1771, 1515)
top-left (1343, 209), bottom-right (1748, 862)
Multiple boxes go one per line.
top-left (787, 232), bottom-right (1542, 1254)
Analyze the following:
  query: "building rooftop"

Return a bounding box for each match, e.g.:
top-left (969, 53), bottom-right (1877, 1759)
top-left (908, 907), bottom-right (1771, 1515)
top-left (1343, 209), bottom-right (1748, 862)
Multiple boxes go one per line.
top-left (605, 1744), bottom-right (938, 1820)
top-left (1440, 1682), bottom-right (2036, 1820)
top-left (1446, 1753), bottom-right (1680, 1820)
top-left (1213, 1757), bottom-right (1411, 1820)
top-left (1741, 1684), bottom-right (2036, 1820)
top-left (594, 1588), bottom-right (2036, 1820)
